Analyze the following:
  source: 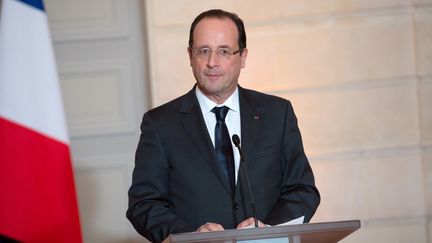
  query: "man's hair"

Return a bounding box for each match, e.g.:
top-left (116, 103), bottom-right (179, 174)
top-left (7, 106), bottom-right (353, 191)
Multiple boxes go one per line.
top-left (188, 9), bottom-right (247, 51)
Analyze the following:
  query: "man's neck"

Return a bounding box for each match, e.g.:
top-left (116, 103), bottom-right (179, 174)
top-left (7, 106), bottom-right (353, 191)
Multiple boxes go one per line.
top-left (196, 86), bottom-right (237, 105)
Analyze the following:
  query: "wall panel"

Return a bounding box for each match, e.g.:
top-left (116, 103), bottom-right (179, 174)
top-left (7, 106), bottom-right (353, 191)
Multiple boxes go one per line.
top-left (74, 165), bottom-right (131, 243)
top-left (150, 0), bottom-right (412, 27)
top-left (59, 61), bottom-right (135, 137)
top-left (312, 148), bottom-right (425, 221)
top-left (46, 0), bottom-right (148, 242)
top-left (415, 6), bottom-right (432, 76)
top-left (344, 218), bottom-right (428, 243)
top-left (276, 80), bottom-right (419, 155)
top-left (45, 0), bottom-right (128, 41)
top-left (420, 77), bottom-right (432, 144)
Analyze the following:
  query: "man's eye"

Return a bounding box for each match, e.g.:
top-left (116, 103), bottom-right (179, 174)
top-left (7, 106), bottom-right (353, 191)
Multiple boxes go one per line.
top-left (199, 49), bottom-right (211, 55)
top-left (219, 49), bottom-right (230, 55)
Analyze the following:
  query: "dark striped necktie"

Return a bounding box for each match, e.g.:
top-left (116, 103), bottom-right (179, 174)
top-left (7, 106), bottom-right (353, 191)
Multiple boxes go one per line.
top-left (211, 106), bottom-right (235, 193)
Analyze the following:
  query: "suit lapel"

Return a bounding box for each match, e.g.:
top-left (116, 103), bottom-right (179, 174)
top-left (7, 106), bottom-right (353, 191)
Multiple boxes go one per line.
top-left (239, 87), bottom-right (260, 160)
top-left (179, 88), bottom-right (232, 193)
top-left (234, 87), bottom-right (261, 210)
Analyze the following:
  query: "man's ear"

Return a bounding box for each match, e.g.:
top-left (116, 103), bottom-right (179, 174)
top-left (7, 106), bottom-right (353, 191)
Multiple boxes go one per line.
top-left (240, 48), bottom-right (248, 68)
top-left (187, 47), bottom-right (193, 67)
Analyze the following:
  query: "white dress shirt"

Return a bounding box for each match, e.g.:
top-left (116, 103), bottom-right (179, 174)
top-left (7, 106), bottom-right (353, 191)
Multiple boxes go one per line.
top-left (195, 86), bottom-right (241, 183)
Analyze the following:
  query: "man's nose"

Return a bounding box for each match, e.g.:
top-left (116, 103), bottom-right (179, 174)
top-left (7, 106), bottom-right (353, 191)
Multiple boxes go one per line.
top-left (206, 51), bottom-right (218, 67)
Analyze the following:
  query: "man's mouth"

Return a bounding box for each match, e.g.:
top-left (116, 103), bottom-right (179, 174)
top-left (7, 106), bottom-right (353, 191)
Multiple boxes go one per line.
top-left (205, 73), bottom-right (222, 80)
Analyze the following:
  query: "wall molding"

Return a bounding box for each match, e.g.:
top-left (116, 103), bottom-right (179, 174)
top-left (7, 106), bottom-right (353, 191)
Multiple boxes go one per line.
top-left (47, 0), bottom-right (129, 42)
top-left (151, 3), bottom-right (416, 30)
top-left (308, 144), bottom-right (424, 162)
top-left (256, 75), bottom-right (418, 96)
top-left (361, 215), bottom-right (429, 227)
top-left (419, 74), bottom-right (432, 82)
top-left (59, 60), bottom-right (136, 138)
top-left (73, 153), bottom-right (133, 171)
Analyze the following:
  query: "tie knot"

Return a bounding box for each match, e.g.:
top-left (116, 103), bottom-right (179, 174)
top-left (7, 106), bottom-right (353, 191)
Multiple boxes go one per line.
top-left (211, 106), bottom-right (230, 122)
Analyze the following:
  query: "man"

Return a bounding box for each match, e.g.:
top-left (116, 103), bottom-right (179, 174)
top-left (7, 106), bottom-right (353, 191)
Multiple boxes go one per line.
top-left (127, 9), bottom-right (320, 242)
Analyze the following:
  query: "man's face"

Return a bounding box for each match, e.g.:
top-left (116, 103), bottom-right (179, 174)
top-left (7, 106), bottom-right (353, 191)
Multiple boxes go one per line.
top-left (188, 17), bottom-right (247, 103)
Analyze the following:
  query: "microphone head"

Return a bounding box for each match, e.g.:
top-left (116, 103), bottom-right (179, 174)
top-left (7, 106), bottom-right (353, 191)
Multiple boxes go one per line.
top-left (232, 134), bottom-right (240, 147)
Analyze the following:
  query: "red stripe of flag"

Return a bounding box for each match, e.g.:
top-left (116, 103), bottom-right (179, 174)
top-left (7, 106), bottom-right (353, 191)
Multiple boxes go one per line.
top-left (0, 117), bottom-right (82, 243)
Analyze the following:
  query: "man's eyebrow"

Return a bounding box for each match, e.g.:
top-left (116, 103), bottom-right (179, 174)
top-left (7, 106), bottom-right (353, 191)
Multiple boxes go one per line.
top-left (195, 45), bottom-right (210, 49)
top-left (194, 44), bottom-right (233, 49)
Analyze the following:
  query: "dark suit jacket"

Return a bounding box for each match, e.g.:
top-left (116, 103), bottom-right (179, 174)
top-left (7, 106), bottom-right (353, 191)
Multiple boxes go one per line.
top-left (127, 86), bottom-right (320, 242)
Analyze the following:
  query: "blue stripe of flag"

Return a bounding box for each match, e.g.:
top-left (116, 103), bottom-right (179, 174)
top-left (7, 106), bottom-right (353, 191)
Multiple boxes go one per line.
top-left (16, 0), bottom-right (45, 11)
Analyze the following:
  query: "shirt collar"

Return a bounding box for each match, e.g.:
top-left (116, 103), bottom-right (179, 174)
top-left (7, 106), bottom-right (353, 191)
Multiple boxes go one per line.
top-left (195, 86), bottom-right (240, 114)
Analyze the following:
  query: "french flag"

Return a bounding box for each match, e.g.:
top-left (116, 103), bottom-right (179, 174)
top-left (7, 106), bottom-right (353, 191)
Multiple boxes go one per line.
top-left (0, 0), bottom-right (82, 242)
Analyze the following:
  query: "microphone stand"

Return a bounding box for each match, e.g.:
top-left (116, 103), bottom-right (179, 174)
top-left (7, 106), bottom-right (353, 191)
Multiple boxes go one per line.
top-left (232, 135), bottom-right (258, 228)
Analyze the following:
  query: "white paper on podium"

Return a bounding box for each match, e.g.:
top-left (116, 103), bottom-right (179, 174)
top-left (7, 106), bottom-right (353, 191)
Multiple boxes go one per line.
top-left (238, 216), bottom-right (304, 243)
top-left (274, 216), bottom-right (304, 227)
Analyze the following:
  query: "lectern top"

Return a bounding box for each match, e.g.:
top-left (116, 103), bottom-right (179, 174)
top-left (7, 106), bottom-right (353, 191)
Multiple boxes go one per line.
top-left (162, 220), bottom-right (361, 243)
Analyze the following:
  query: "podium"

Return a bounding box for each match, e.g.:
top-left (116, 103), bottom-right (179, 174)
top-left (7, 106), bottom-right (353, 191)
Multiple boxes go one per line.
top-left (162, 220), bottom-right (360, 243)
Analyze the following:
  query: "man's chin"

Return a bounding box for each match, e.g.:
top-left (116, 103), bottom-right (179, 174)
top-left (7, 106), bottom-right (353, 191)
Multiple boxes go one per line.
top-left (199, 82), bottom-right (222, 92)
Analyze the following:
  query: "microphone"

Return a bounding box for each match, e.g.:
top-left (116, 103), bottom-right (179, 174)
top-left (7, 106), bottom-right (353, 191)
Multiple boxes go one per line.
top-left (232, 134), bottom-right (258, 228)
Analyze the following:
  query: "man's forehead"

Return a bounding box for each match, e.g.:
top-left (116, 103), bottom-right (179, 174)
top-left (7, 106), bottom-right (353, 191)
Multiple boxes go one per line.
top-left (194, 17), bottom-right (237, 33)
top-left (193, 17), bottom-right (238, 45)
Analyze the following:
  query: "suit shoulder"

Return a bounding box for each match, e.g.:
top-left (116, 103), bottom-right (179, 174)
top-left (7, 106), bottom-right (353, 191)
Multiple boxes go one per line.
top-left (144, 91), bottom-right (192, 120)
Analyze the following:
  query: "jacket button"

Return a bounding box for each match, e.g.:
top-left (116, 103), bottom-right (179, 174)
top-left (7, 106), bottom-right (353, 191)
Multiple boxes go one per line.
top-left (234, 203), bottom-right (240, 210)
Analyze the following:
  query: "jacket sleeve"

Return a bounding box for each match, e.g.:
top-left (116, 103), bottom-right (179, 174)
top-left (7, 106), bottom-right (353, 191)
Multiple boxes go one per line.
top-left (126, 112), bottom-right (194, 242)
top-left (264, 101), bottom-right (320, 225)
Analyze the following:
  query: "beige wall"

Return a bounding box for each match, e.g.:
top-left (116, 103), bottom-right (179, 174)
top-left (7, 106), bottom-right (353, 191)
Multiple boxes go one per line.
top-left (145, 1), bottom-right (432, 242)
